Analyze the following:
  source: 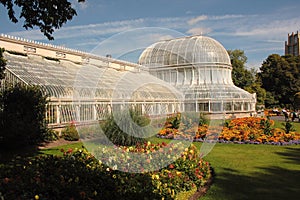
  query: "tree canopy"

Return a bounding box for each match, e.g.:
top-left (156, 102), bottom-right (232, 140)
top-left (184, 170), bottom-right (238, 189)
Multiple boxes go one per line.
top-left (228, 49), bottom-right (255, 89)
top-left (258, 54), bottom-right (300, 108)
top-left (1, 0), bottom-right (85, 40)
top-left (0, 48), bottom-right (5, 80)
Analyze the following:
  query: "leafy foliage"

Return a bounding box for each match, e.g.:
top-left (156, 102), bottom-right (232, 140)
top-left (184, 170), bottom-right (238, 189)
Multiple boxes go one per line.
top-left (228, 49), bottom-right (255, 89)
top-left (258, 54), bottom-right (300, 108)
top-left (0, 84), bottom-right (48, 148)
top-left (244, 81), bottom-right (266, 105)
top-left (0, 48), bottom-right (6, 80)
top-left (282, 121), bottom-right (295, 134)
top-left (0, 151), bottom-right (117, 200)
top-left (42, 129), bottom-right (59, 142)
top-left (0, 145), bottom-right (212, 200)
top-left (61, 123), bottom-right (80, 141)
top-left (0, 0), bottom-right (85, 40)
top-left (101, 109), bottom-right (150, 146)
top-left (294, 92), bottom-right (300, 110)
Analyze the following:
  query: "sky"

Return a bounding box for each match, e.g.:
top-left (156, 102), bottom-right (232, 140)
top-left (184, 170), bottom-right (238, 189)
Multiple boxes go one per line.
top-left (1, 0), bottom-right (300, 69)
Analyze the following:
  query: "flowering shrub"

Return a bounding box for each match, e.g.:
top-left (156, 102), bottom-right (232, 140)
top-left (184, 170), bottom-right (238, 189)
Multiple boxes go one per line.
top-left (61, 123), bottom-right (80, 141)
top-left (0, 143), bottom-right (212, 199)
top-left (157, 117), bottom-right (300, 145)
top-left (0, 150), bottom-right (117, 200)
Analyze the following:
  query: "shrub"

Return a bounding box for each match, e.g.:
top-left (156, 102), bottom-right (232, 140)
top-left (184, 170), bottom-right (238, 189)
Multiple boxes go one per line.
top-left (101, 109), bottom-right (149, 146)
top-left (61, 123), bottom-right (80, 141)
top-left (198, 113), bottom-right (209, 126)
top-left (42, 129), bottom-right (59, 142)
top-left (260, 116), bottom-right (272, 136)
top-left (0, 84), bottom-right (48, 148)
top-left (0, 48), bottom-right (6, 80)
top-left (0, 151), bottom-right (118, 200)
top-left (0, 143), bottom-right (212, 200)
top-left (282, 121), bottom-right (295, 134)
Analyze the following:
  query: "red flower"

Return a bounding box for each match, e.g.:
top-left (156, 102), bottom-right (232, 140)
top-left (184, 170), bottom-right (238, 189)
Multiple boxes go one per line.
top-left (67, 148), bottom-right (73, 153)
top-left (169, 164), bottom-right (174, 169)
top-left (3, 178), bottom-right (10, 184)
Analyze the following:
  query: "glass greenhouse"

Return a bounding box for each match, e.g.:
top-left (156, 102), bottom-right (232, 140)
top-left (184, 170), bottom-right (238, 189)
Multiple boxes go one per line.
top-left (1, 34), bottom-right (256, 128)
top-left (139, 35), bottom-right (256, 116)
top-left (2, 52), bottom-right (182, 128)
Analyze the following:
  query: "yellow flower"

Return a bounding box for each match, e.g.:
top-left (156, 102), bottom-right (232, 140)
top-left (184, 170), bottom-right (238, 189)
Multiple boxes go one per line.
top-left (152, 174), bottom-right (160, 180)
top-left (34, 195), bottom-right (39, 200)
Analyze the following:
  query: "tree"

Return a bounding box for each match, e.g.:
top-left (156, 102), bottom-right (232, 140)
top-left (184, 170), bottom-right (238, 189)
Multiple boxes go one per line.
top-left (258, 54), bottom-right (300, 108)
top-left (0, 84), bottom-right (48, 149)
top-left (228, 49), bottom-right (255, 89)
top-left (244, 81), bottom-right (266, 105)
top-left (294, 92), bottom-right (300, 110)
top-left (0, 48), bottom-right (6, 80)
top-left (1, 0), bottom-right (85, 40)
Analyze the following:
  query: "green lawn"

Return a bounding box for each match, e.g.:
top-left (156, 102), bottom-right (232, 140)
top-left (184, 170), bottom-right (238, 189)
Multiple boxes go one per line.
top-left (198, 143), bottom-right (300, 200)
top-left (40, 140), bottom-right (300, 200)
top-left (273, 120), bottom-right (300, 133)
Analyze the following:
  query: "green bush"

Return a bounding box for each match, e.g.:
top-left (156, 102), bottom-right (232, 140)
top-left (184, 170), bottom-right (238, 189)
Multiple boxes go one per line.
top-left (42, 129), bottom-right (59, 142)
top-left (0, 151), bottom-right (118, 200)
top-left (101, 109), bottom-right (150, 146)
top-left (0, 48), bottom-right (6, 80)
top-left (61, 123), bottom-right (80, 141)
top-left (0, 84), bottom-right (48, 148)
top-left (282, 121), bottom-right (295, 134)
top-left (198, 112), bottom-right (209, 126)
top-left (0, 144), bottom-right (212, 200)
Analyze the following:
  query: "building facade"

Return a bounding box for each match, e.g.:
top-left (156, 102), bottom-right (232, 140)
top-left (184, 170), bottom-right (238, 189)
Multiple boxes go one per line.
top-left (285, 31), bottom-right (300, 56)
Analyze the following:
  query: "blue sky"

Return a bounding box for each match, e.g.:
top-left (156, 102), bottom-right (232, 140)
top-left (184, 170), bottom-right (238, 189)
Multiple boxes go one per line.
top-left (1, 0), bottom-right (300, 68)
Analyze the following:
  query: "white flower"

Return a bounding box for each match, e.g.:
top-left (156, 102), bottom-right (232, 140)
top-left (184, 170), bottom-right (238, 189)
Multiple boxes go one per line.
top-left (112, 165), bottom-right (118, 170)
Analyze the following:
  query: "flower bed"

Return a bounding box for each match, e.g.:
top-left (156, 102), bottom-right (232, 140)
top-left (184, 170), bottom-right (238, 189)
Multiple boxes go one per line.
top-left (157, 116), bottom-right (300, 145)
top-left (0, 142), bottom-right (212, 199)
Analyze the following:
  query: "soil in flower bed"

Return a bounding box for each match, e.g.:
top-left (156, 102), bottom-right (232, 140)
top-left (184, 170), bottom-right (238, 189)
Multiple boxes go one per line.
top-left (39, 138), bottom-right (80, 149)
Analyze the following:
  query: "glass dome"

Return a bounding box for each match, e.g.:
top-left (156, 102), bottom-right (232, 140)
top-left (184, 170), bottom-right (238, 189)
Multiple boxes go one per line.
top-left (138, 35), bottom-right (256, 116)
top-left (138, 35), bottom-right (231, 68)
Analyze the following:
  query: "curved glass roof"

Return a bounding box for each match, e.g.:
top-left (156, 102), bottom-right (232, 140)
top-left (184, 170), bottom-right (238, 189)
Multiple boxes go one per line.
top-left (182, 84), bottom-right (254, 100)
top-left (4, 53), bottom-right (182, 101)
top-left (138, 35), bottom-right (231, 68)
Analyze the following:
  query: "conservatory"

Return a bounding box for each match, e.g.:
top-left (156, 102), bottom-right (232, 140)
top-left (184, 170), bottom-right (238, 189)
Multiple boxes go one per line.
top-left (138, 35), bottom-right (256, 118)
top-left (0, 34), bottom-right (256, 128)
top-left (0, 35), bottom-right (182, 128)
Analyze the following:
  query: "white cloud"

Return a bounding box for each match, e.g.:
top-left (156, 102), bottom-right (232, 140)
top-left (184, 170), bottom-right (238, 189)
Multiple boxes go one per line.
top-left (71, 0), bottom-right (89, 10)
top-left (210, 14), bottom-right (245, 20)
top-left (79, 0), bottom-right (89, 10)
top-left (188, 15), bottom-right (208, 25)
top-left (187, 27), bottom-right (212, 35)
top-left (4, 13), bottom-right (299, 68)
top-left (233, 18), bottom-right (300, 37)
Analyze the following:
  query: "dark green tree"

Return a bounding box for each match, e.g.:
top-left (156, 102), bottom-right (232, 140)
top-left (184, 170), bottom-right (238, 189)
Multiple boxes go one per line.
top-left (294, 92), bottom-right (300, 110)
top-left (228, 49), bottom-right (255, 89)
top-left (244, 81), bottom-right (266, 105)
top-left (1, 0), bottom-right (85, 40)
top-left (0, 84), bottom-right (48, 149)
top-left (0, 48), bottom-right (6, 80)
top-left (258, 54), bottom-right (300, 108)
